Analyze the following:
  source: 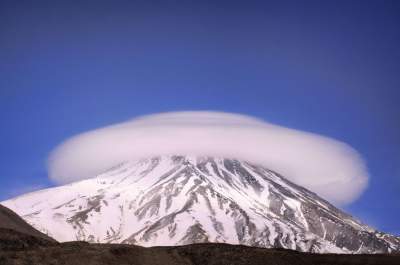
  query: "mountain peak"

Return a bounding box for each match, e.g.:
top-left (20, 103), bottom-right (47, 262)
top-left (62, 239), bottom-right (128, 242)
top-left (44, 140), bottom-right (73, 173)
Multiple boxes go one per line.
top-left (2, 155), bottom-right (399, 253)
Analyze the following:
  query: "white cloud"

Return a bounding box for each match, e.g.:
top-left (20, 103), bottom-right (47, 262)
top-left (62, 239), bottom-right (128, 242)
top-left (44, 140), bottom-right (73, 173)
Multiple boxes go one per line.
top-left (48, 111), bottom-right (368, 205)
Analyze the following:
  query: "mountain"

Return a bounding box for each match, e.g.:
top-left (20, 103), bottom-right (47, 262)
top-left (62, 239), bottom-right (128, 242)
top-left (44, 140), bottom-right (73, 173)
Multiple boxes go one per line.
top-left (1, 203), bottom-right (398, 265)
top-left (2, 156), bottom-right (399, 254)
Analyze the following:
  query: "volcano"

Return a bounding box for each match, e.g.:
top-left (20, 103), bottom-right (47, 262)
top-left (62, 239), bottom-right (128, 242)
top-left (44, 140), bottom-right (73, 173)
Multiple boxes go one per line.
top-left (2, 156), bottom-right (399, 253)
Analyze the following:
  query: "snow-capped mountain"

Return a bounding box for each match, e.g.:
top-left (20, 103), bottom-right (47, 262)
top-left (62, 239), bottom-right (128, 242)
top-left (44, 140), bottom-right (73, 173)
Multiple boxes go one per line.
top-left (2, 156), bottom-right (399, 253)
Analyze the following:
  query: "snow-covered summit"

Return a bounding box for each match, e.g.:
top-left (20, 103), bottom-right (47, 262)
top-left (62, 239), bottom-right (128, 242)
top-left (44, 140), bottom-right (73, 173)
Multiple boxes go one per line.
top-left (2, 156), bottom-right (399, 253)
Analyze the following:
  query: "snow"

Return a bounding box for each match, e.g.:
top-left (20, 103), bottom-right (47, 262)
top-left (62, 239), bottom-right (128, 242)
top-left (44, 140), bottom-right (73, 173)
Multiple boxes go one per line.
top-left (1, 155), bottom-right (395, 254)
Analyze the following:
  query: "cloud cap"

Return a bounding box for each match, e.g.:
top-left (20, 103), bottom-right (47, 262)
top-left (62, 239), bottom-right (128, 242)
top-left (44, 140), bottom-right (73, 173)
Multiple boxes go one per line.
top-left (48, 111), bottom-right (368, 205)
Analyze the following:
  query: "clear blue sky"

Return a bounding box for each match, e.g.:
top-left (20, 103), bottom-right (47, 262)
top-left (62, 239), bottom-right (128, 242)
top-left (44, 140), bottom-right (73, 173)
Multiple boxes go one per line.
top-left (1, 1), bottom-right (399, 235)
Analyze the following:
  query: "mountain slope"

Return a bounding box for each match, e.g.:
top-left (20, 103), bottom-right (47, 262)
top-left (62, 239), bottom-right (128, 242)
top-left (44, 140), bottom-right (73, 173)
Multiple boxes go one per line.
top-left (2, 156), bottom-right (399, 253)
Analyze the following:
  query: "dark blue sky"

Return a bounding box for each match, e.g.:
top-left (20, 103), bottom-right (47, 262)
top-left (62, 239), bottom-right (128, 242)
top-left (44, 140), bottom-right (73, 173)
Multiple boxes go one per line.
top-left (1, 1), bottom-right (399, 235)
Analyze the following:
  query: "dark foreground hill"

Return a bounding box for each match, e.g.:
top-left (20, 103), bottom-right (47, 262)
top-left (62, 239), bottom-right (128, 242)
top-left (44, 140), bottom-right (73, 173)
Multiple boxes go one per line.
top-left (0, 204), bottom-right (56, 251)
top-left (1, 241), bottom-right (400, 265)
top-left (0, 204), bottom-right (55, 243)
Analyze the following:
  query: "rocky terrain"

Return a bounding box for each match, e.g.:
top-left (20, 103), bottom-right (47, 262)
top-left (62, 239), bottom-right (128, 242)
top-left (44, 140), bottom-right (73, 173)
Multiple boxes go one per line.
top-left (1, 241), bottom-right (400, 265)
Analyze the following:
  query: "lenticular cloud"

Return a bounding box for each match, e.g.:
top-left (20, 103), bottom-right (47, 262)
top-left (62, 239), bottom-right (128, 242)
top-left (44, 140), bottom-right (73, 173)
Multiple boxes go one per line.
top-left (48, 111), bottom-right (368, 205)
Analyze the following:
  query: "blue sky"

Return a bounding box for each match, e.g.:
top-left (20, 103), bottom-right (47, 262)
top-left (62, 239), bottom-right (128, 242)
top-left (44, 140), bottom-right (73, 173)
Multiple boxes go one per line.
top-left (0, 1), bottom-right (399, 235)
